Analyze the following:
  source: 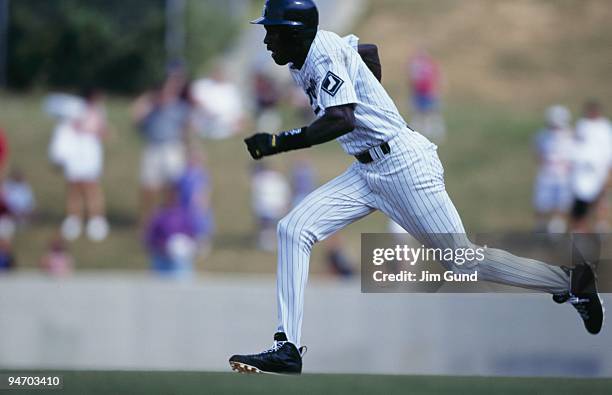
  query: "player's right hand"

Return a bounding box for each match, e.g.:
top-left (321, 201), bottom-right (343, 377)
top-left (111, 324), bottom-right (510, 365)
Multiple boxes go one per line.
top-left (244, 133), bottom-right (278, 160)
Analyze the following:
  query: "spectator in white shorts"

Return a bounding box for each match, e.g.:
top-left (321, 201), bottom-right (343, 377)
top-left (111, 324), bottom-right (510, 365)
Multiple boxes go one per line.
top-left (49, 87), bottom-right (110, 241)
top-left (570, 100), bottom-right (612, 232)
top-left (132, 72), bottom-right (191, 226)
top-left (533, 105), bottom-right (574, 233)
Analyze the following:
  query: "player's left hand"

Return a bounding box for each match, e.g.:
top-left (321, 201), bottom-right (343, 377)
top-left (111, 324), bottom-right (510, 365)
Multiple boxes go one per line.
top-left (244, 133), bottom-right (278, 160)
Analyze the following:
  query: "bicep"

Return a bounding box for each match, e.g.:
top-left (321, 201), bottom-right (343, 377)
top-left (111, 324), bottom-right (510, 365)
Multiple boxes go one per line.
top-left (323, 104), bottom-right (355, 126)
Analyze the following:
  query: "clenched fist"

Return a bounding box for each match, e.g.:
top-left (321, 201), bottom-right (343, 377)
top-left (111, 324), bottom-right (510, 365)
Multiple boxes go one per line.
top-left (244, 133), bottom-right (278, 160)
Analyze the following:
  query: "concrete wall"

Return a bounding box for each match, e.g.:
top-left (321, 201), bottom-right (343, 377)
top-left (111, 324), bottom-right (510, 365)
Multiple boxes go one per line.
top-left (0, 272), bottom-right (610, 377)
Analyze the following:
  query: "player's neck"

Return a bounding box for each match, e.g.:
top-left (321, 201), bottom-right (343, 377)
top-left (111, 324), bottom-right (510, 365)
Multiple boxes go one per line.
top-left (290, 37), bottom-right (316, 71)
top-left (291, 56), bottom-right (307, 70)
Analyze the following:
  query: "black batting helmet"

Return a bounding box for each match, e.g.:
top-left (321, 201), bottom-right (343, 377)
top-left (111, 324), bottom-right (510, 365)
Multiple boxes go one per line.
top-left (251, 0), bottom-right (319, 29)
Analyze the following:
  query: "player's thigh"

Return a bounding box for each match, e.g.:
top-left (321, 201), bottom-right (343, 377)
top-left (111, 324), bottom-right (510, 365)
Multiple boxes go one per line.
top-left (380, 188), bottom-right (467, 248)
top-left (279, 164), bottom-right (375, 243)
top-left (371, 146), bottom-right (466, 247)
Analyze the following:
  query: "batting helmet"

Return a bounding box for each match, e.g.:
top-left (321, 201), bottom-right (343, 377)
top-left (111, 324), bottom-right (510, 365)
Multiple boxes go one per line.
top-left (251, 0), bottom-right (319, 29)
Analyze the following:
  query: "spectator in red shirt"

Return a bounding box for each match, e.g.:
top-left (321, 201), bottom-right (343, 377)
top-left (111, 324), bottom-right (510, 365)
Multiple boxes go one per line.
top-left (408, 50), bottom-right (446, 142)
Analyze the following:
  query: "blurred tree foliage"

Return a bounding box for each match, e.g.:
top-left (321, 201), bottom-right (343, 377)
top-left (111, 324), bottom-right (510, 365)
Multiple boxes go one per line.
top-left (7, 0), bottom-right (238, 93)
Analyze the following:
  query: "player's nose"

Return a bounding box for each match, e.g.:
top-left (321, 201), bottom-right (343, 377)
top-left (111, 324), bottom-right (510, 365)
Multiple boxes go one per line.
top-left (263, 28), bottom-right (278, 45)
top-left (263, 32), bottom-right (273, 45)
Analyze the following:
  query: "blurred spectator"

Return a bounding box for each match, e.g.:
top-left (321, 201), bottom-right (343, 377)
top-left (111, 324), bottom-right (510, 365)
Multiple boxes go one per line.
top-left (0, 238), bottom-right (15, 272)
top-left (0, 129), bottom-right (16, 242)
top-left (191, 66), bottom-right (245, 139)
top-left (291, 155), bottom-right (317, 207)
top-left (253, 71), bottom-right (282, 132)
top-left (40, 236), bottom-right (73, 276)
top-left (0, 194), bottom-right (15, 246)
top-left (596, 197), bottom-right (610, 233)
top-left (77, 87), bottom-right (110, 241)
top-left (145, 185), bottom-right (197, 278)
top-left (408, 49), bottom-right (446, 142)
top-left (0, 189), bottom-right (15, 271)
top-left (290, 157), bottom-right (354, 277)
top-left (290, 85), bottom-right (315, 125)
top-left (46, 88), bottom-right (110, 242)
top-left (132, 72), bottom-right (191, 227)
top-left (325, 236), bottom-right (355, 278)
top-left (251, 162), bottom-right (290, 252)
top-left (0, 128), bottom-right (8, 175)
top-left (46, 94), bottom-right (85, 172)
top-left (176, 148), bottom-right (214, 257)
top-left (2, 168), bottom-right (35, 227)
top-left (533, 105), bottom-right (574, 233)
top-left (570, 100), bottom-right (612, 232)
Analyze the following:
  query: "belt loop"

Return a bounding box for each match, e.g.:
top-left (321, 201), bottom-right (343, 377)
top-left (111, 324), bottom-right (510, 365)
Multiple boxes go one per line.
top-left (370, 146), bottom-right (380, 161)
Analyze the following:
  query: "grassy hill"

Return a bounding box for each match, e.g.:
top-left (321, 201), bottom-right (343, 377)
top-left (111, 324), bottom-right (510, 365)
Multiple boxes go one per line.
top-left (1, 0), bottom-right (611, 272)
top-left (357, 0), bottom-right (612, 108)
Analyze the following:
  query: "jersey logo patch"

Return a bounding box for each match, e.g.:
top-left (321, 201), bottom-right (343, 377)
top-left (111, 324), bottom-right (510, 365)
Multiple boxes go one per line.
top-left (321, 71), bottom-right (344, 97)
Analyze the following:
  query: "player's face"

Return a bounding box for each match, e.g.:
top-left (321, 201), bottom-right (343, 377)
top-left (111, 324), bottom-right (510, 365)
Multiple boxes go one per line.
top-left (264, 25), bottom-right (296, 66)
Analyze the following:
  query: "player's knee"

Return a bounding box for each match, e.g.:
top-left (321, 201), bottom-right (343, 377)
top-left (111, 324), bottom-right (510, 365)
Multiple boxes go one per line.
top-left (277, 216), bottom-right (290, 238)
top-left (277, 215), bottom-right (317, 249)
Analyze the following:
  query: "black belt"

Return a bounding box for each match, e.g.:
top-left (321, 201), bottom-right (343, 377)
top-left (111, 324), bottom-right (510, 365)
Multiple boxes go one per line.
top-left (355, 142), bottom-right (391, 164)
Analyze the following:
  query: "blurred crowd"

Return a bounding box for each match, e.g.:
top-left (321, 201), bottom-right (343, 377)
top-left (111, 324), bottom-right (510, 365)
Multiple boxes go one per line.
top-left (533, 101), bottom-right (612, 235)
top-left (0, 49), bottom-right (610, 278)
top-left (0, 60), bottom-right (357, 278)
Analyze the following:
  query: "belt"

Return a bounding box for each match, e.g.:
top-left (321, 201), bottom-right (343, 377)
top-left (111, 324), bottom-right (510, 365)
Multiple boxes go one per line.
top-left (355, 142), bottom-right (391, 164)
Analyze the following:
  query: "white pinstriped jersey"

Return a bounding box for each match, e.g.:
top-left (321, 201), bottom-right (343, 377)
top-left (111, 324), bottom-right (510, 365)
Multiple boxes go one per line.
top-left (289, 30), bottom-right (408, 155)
top-left (274, 30), bottom-right (571, 350)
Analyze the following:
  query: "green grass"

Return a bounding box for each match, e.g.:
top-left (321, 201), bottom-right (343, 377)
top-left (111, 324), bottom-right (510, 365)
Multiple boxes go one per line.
top-left (1, 371), bottom-right (610, 395)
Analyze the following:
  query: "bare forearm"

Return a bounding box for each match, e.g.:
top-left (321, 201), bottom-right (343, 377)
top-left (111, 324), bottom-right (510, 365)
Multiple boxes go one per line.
top-left (275, 104), bottom-right (356, 151)
top-left (244, 104), bottom-right (356, 160)
top-left (304, 106), bottom-right (355, 145)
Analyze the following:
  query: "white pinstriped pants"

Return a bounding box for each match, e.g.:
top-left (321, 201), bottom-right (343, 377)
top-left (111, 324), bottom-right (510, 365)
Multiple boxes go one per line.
top-left (276, 130), bottom-right (570, 347)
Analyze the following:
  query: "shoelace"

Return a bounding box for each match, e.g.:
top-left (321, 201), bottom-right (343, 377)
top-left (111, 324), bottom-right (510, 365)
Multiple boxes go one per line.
top-left (569, 296), bottom-right (591, 320)
top-left (263, 340), bottom-right (286, 354)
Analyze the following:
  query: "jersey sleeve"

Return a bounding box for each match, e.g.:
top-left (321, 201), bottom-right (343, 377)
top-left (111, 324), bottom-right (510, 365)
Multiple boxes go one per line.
top-left (315, 51), bottom-right (358, 110)
top-left (342, 34), bottom-right (359, 50)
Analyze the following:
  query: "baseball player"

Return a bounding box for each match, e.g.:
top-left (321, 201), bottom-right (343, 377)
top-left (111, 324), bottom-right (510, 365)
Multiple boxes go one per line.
top-left (230, 0), bottom-right (604, 375)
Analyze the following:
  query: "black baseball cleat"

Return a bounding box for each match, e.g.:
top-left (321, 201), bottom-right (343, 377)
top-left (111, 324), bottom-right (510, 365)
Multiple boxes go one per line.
top-left (552, 293), bottom-right (570, 304)
top-left (554, 263), bottom-right (604, 335)
top-left (229, 332), bottom-right (303, 375)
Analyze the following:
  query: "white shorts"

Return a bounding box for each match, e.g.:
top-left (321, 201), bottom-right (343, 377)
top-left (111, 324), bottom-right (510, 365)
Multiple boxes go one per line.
top-left (64, 133), bottom-right (104, 182)
top-left (50, 123), bottom-right (103, 182)
top-left (140, 142), bottom-right (186, 188)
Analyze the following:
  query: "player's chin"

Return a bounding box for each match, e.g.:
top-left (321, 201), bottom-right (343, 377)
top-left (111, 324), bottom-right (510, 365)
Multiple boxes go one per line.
top-left (270, 52), bottom-right (290, 66)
